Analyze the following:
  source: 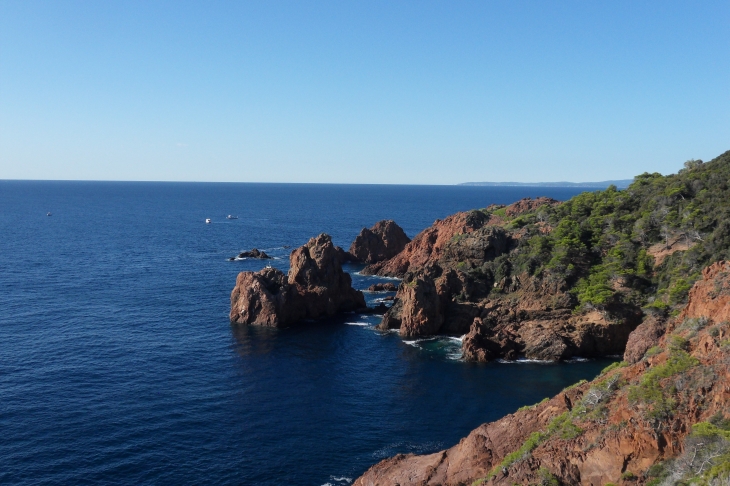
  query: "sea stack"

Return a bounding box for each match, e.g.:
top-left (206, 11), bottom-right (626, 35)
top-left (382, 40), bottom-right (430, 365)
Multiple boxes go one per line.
top-left (349, 220), bottom-right (410, 264)
top-left (230, 234), bottom-right (366, 327)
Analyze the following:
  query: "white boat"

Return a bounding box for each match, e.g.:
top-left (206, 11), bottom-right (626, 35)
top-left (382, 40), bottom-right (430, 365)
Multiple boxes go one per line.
top-left (226, 215), bottom-right (238, 220)
top-left (205, 218), bottom-right (211, 224)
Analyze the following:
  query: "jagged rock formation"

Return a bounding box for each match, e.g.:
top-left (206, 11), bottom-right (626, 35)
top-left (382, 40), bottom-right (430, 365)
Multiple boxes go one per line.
top-left (361, 210), bottom-right (493, 277)
top-left (366, 198), bottom-right (641, 360)
top-left (354, 261), bottom-right (730, 485)
top-left (349, 220), bottom-right (411, 264)
top-left (230, 234), bottom-right (366, 327)
top-left (363, 198), bottom-right (558, 278)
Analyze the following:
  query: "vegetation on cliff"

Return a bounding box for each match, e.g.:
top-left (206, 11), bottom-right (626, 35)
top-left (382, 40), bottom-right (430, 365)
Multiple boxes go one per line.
top-left (474, 150), bottom-right (730, 316)
top-left (354, 152), bottom-right (730, 486)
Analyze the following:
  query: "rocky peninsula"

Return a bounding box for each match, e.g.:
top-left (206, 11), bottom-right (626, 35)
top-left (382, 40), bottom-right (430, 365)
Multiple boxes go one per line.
top-left (230, 150), bottom-right (730, 484)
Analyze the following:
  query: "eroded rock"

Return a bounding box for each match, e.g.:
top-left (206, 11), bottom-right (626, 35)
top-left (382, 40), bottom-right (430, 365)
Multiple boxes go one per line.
top-left (230, 234), bottom-right (366, 326)
top-left (349, 220), bottom-right (410, 264)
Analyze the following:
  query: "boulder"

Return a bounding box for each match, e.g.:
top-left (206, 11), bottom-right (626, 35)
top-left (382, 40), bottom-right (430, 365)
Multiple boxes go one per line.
top-left (230, 234), bottom-right (366, 326)
top-left (349, 220), bottom-right (410, 264)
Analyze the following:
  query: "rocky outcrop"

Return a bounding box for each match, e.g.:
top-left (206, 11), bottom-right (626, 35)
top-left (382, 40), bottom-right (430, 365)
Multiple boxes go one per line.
top-left (228, 248), bottom-right (271, 260)
top-left (230, 234), bottom-right (366, 326)
top-left (623, 315), bottom-right (666, 363)
top-left (458, 284), bottom-right (641, 362)
top-left (349, 220), bottom-right (410, 264)
top-left (362, 199), bottom-right (557, 278)
top-left (378, 261), bottom-right (640, 360)
top-left (680, 260), bottom-right (730, 322)
top-left (505, 197), bottom-right (559, 217)
top-left (366, 282), bottom-right (398, 292)
top-left (362, 210), bottom-right (492, 277)
top-left (355, 262), bottom-right (730, 485)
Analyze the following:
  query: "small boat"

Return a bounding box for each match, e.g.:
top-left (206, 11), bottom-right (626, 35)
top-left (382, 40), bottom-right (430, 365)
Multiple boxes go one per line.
top-left (226, 215), bottom-right (238, 220)
top-left (46, 212), bottom-right (52, 216)
top-left (205, 218), bottom-right (211, 224)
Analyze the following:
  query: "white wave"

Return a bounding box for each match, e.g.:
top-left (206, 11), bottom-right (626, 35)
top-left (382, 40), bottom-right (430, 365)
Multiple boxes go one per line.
top-left (402, 337), bottom-right (436, 346)
top-left (497, 358), bottom-right (555, 364)
top-left (446, 335), bottom-right (464, 343)
top-left (565, 357), bottom-right (592, 363)
top-left (345, 321), bottom-right (371, 327)
top-left (352, 272), bottom-right (402, 281)
top-left (321, 476), bottom-right (352, 486)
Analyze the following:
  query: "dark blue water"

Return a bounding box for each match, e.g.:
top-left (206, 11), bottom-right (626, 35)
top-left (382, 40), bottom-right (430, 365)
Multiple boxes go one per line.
top-left (0, 182), bottom-right (615, 485)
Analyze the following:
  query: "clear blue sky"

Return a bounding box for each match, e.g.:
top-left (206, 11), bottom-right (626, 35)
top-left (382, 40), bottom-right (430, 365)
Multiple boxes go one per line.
top-left (1, 1), bottom-right (728, 184)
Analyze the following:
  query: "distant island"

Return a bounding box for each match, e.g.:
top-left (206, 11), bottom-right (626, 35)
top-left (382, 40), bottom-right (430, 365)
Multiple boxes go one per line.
top-left (458, 179), bottom-right (634, 188)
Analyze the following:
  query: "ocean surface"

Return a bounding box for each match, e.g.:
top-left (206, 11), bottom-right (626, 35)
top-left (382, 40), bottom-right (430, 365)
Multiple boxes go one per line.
top-left (0, 181), bottom-right (617, 486)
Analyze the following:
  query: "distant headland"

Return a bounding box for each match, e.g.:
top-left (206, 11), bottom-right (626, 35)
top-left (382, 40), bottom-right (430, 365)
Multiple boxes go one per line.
top-left (458, 179), bottom-right (633, 188)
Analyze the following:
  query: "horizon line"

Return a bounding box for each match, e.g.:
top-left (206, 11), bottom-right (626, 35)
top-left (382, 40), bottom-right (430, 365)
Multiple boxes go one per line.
top-left (0, 177), bottom-right (638, 186)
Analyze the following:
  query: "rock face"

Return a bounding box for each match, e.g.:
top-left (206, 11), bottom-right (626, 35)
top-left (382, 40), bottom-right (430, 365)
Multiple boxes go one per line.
top-left (680, 260), bottom-right (730, 322)
top-left (355, 261), bottom-right (730, 486)
top-left (622, 315), bottom-right (666, 363)
top-left (363, 203), bottom-right (640, 361)
top-left (362, 210), bottom-right (491, 277)
top-left (456, 276), bottom-right (641, 361)
top-left (349, 220), bottom-right (410, 264)
top-left (230, 234), bottom-right (366, 326)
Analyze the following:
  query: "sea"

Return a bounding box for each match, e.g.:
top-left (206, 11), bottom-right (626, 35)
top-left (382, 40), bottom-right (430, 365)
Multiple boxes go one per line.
top-left (0, 181), bottom-right (617, 485)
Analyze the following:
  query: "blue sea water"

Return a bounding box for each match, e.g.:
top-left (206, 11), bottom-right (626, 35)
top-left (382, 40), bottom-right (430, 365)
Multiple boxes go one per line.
top-left (0, 181), bottom-right (616, 486)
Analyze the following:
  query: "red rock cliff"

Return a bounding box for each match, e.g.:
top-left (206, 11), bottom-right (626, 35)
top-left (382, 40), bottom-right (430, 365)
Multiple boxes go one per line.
top-left (354, 261), bottom-right (730, 486)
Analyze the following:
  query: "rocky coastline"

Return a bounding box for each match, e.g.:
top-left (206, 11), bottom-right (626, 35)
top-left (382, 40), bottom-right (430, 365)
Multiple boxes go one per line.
top-left (230, 150), bottom-right (730, 485)
top-left (353, 260), bottom-right (730, 486)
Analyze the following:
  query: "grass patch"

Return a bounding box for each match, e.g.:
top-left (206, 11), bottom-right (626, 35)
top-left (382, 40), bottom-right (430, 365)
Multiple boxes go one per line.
top-left (600, 361), bottom-right (627, 375)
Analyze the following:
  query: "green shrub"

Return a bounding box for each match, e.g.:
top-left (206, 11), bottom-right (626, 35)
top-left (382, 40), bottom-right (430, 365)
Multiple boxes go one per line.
top-left (627, 349), bottom-right (699, 419)
top-left (537, 467), bottom-right (559, 486)
top-left (546, 412), bottom-right (583, 440)
top-left (621, 471), bottom-right (637, 480)
top-left (669, 335), bottom-right (689, 351)
top-left (494, 430), bottom-right (547, 472)
top-left (644, 346), bottom-right (662, 358)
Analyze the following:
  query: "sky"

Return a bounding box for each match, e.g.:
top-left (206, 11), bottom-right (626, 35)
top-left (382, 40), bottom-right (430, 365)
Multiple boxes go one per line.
top-left (0, 1), bottom-right (728, 184)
